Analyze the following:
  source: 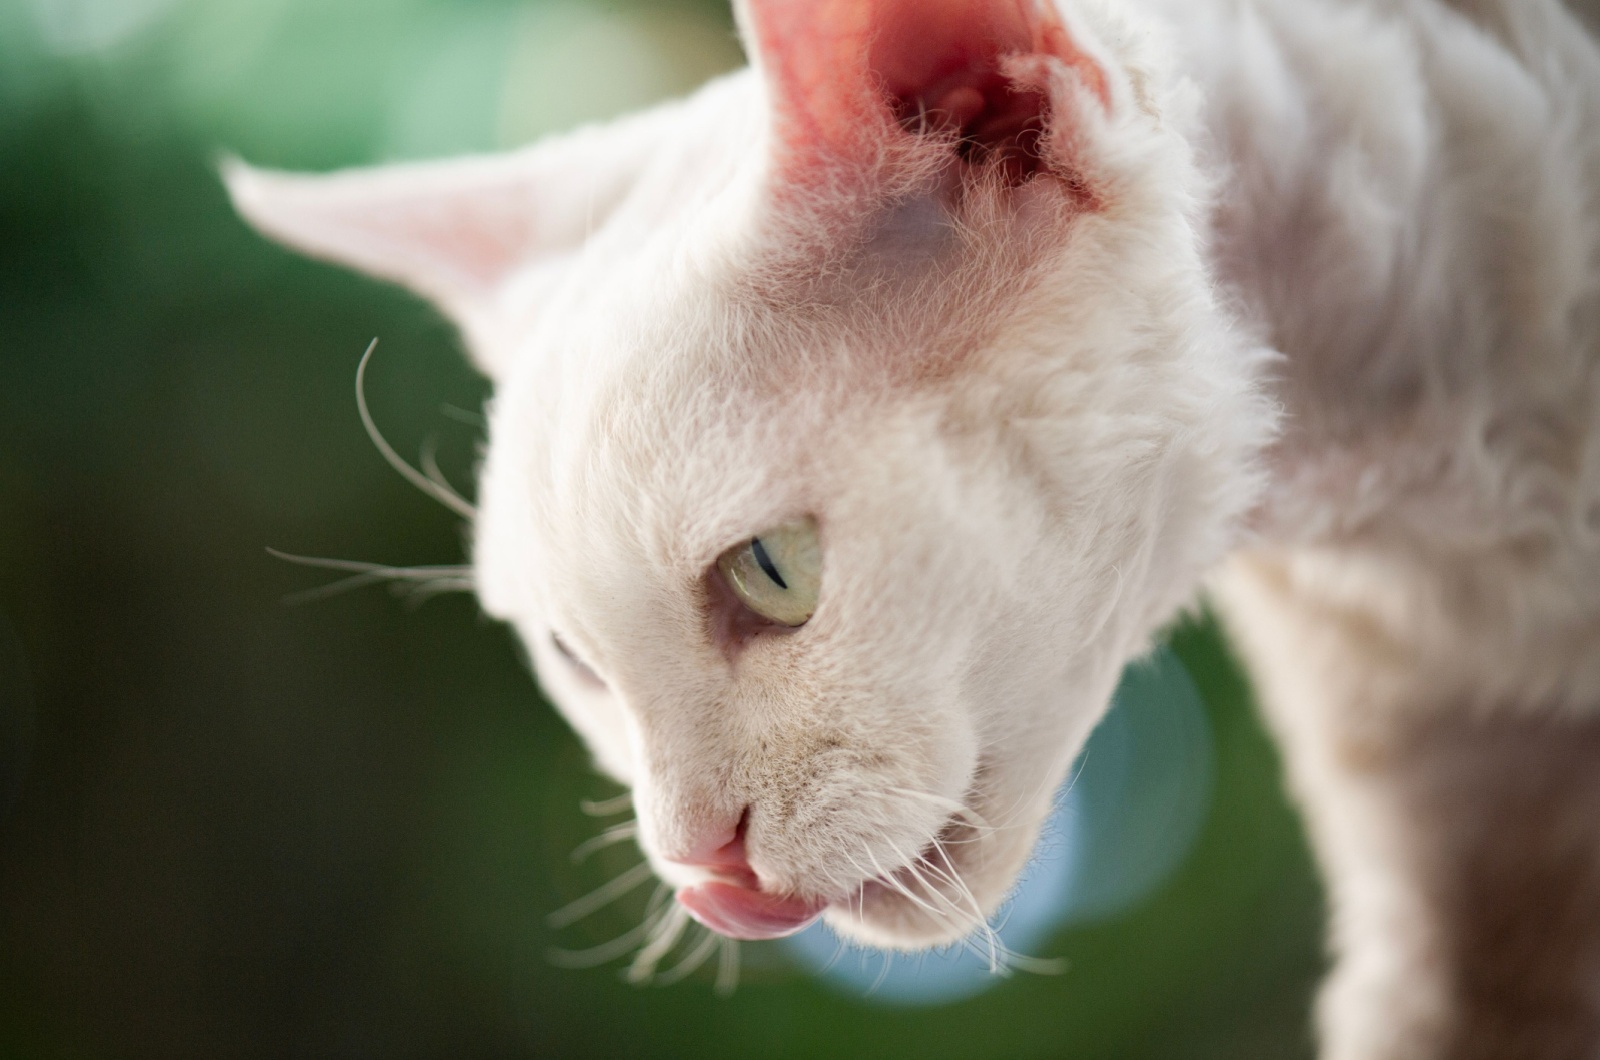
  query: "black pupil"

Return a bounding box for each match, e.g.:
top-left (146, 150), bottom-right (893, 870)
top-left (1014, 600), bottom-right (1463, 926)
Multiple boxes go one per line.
top-left (750, 538), bottom-right (787, 590)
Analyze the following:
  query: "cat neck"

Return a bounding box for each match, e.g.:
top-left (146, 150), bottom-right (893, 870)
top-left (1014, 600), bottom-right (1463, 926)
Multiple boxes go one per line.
top-left (1158, 0), bottom-right (1600, 547)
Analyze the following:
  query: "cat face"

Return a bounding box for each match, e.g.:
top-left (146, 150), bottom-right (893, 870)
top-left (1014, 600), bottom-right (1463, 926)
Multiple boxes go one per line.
top-left (228, 0), bottom-right (1274, 951)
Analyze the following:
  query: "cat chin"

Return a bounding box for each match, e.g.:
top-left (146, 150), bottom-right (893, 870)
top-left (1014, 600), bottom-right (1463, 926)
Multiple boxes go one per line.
top-left (822, 886), bottom-right (982, 951)
top-left (814, 814), bottom-right (1043, 952)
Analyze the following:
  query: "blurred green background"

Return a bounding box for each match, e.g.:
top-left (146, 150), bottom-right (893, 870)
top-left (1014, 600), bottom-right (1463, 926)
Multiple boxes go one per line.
top-left (0, 0), bottom-right (1324, 1056)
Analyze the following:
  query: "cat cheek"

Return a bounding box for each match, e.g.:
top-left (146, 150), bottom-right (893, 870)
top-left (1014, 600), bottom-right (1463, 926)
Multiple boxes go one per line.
top-left (531, 655), bottom-right (635, 786)
top-left (550, 632), bottom-right (607, 690)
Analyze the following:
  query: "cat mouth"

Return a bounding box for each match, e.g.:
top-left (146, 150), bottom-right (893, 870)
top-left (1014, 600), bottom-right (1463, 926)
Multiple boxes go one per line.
top-left (675, 816), bottom-right (975, 942)
top-left (675, 880), bottom-right (828, 940)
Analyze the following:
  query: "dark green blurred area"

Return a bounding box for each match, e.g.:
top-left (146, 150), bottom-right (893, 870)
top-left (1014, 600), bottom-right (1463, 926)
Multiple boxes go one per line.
top-left (0, 1), bottom-right (1323, 1056)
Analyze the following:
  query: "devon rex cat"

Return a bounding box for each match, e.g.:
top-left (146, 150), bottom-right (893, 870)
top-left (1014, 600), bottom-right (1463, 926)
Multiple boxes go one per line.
top-left (225, 0), bottom-right (1600, 1055)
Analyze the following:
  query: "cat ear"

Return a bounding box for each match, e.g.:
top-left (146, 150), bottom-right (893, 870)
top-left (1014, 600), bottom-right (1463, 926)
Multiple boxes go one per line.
top-left (223, 111), bottom-right (669, 380)
top-left (736, 0), bottom-right (1111, 197)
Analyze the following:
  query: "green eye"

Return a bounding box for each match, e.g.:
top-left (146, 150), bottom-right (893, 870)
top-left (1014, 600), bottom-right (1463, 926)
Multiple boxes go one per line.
top-left (716, 518), bottom-right (821, 627)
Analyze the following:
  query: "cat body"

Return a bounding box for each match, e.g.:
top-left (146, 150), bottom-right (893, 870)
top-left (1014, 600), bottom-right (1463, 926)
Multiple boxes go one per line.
top-left (227, 0), bottom-right (1600, 1054)
top-left (1186, 3), bottom-right (1600, 1052)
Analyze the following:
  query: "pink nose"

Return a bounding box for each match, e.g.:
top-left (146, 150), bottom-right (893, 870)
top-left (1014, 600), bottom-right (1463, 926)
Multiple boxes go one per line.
top-left (671, 830), bottom-right (758, 884)
top-left (666, 812), bottom-right (827, 941)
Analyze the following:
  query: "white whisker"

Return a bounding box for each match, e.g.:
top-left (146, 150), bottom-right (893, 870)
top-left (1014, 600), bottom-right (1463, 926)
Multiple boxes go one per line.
top-left (653, 925), bottom-right (721, 986)
top-left (918, 839), bottom-right (1062, 979)
top-left (266, 550), bottom-right (471, 579)
top-left (869, 847), bottom-right (948, 921)
top-left (547, 860), bottom-right (655, 930)
top-left (888, 787), bottom-right (995, 836)
top-left (419, 434), bottom-right (474, 509)
top-left (961, 935), bottom-right (1011, 974)
top-left (570, 820), bottom-right (639, 864)
top-left (355, 338), bottom-right (476, 520)
top-left (868, 950), bottom-right (894, 994)
top-left (641, 880), bottom-right (674, 921)
top-left (840, 853), bottom-right (876, 930)
top-left (1005, 952), bottom-right (1069, 976)
top-left (627, 903), bottom-right (690, 983)
top-left (896, 854), bottom-right (965, 921)
top-left (920, 841), bottom-right (1001, 972)
top-left (547, 918), bottom-right (660, 969)
top-left (439, 403), bottom-right (486, 428)
top-left (974, 749), bottom-right (1089, 842)
top-left (818, 934), bottom-right (848, 975)
top-left (713, 936), bottom-right (740, 997)
top-left (267, 549), bottom-right (475, 605)
top-left (279, 572), bottom-right (468, 606)
top-left (580, 793), bottom-right (633, 817)
top-left (1057, 748), bottom-right (1092, 805)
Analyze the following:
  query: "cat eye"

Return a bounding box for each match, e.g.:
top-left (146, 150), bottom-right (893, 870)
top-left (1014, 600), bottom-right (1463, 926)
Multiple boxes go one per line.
top-left (550, 632), bottom-right (605, 688)
top-left (715, 518), bottom-right (821, 627)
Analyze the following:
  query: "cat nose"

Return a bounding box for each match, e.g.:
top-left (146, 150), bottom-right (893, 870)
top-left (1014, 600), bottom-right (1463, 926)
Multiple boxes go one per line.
top-left (664, 808), bottom-right (756, 883)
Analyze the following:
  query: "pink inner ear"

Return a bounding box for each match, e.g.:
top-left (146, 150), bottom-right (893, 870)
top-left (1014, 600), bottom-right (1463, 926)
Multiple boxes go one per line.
top-left (747, 0), bottom-right (1107, 187)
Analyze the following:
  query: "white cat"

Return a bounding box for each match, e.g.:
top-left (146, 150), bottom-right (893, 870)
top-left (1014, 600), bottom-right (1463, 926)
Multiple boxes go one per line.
top-left (226, 0), bottom-right (1600, 1054)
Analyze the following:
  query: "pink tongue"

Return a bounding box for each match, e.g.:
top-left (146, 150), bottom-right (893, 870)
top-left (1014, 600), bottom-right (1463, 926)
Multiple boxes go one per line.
top-left (676, 882), bottom-right (826, 941)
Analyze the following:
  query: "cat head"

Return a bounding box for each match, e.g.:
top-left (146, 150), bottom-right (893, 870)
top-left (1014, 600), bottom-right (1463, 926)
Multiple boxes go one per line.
top-left (227, 0), bottom-right (1274, 951)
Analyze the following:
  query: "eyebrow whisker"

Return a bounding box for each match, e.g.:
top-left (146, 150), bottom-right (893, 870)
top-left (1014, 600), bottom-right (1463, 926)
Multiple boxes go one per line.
top-left (354, 338), bottom-right (476, 520)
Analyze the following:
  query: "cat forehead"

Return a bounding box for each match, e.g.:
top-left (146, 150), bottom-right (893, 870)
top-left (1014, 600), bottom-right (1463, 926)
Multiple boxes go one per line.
top-left (493, 221), bottom-right (1062, 548)
top-left (499, 189), bottom-right (1084, 457)
top-left (499, 337), bottom-right (888, 552)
